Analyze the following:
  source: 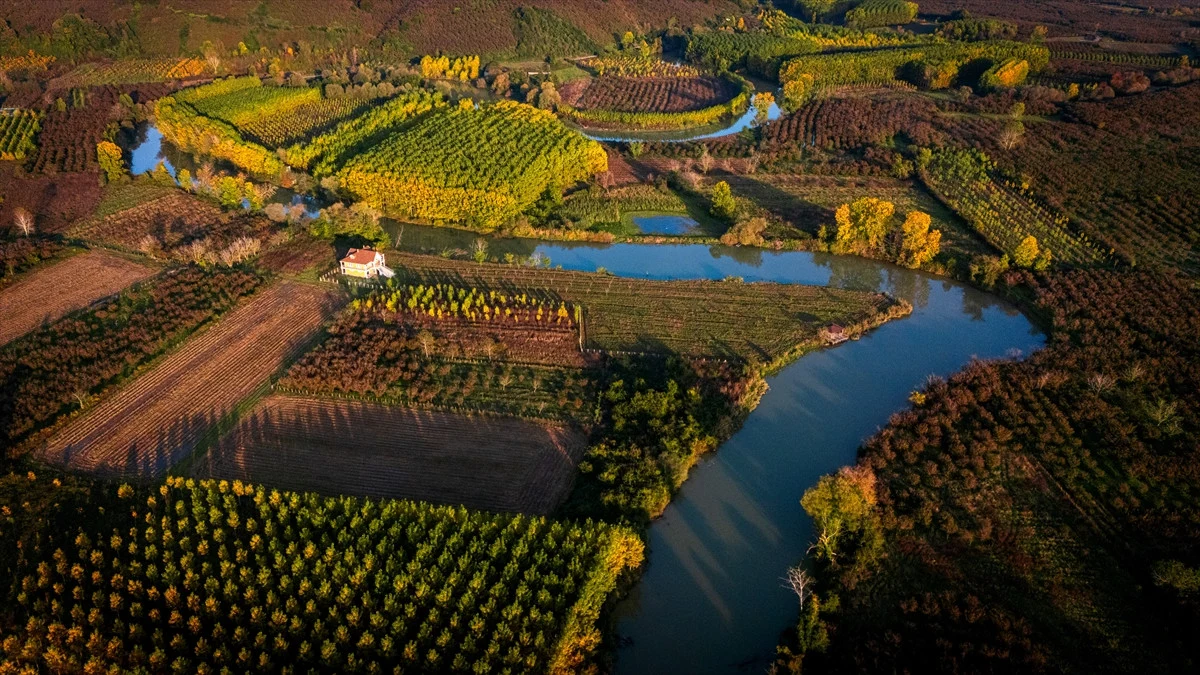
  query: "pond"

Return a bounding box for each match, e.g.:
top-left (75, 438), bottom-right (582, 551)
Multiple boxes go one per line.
top-left (126, 121), bottom-right (1041, 675)
top-left (630, 214), bottom-right (700, 235)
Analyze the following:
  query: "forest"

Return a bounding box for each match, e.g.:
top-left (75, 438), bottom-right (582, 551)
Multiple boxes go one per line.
top-left (0, 0), bottom-right (1198, 672)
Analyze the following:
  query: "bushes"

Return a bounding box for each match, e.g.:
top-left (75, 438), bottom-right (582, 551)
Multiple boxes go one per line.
top-left (337, 101), bottom-right (607, 230)
top-left (844, 0), bottom-right (919, 29)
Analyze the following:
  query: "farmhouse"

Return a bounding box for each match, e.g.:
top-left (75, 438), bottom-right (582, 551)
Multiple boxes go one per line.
top-left (340, 248), bottom-right (393, 278)
top-left (824, 323), bottom-right (848, 345)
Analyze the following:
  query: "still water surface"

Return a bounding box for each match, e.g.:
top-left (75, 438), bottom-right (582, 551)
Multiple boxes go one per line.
top-left (128, 124), bottom-right (1042, 674)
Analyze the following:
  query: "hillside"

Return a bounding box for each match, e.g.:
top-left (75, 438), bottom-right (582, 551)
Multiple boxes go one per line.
top-left (0, 0), bottom-right (743, 59)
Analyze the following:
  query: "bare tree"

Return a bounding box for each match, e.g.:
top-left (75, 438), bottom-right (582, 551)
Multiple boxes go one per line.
top-left (13, 207), bottom-right (34, 236)
top-left (417, 329), bottom-right (436, 358)
top-left (698, 148), bottom-right (715, 175)
top-left (783, 566), bottom-right (813, 610)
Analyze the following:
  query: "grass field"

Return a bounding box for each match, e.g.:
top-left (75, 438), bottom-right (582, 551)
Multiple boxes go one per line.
top-left (192, 395), bottom-right (588, 515)
top-left (0, 250), bottom-right (155, 346)
top-left (36, 282), bottom-right (344, 477)
top-left (387, 253), bottom-right (904, 363)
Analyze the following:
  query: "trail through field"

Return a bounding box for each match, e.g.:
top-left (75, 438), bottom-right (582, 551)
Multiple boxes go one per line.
top-left (192, 395), bottom-right (587, 515)
top-left (0, 250), bottom-right (155, 346)
top-left (37, 282), bottom-right (343, 478)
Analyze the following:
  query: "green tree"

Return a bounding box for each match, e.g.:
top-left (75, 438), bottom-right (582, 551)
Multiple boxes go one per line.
top-left (801, 465), bottom-right (881, 566)
top-left (96, 141), bottom-right (126, 183)
top-left (796, 0), bottom-right (835, 23)
top-left (710, 181), bottom-right (737, 221)
top-left (832, 198), bottom-right (894, 255)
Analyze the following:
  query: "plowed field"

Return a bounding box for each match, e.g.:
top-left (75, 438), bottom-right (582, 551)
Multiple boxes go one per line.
top-left (192, 395), bottom-right (587, 515)
top-left (0, 250), bottom-right (154, 346)
top-left (37, 282), bottom-right (343, 477)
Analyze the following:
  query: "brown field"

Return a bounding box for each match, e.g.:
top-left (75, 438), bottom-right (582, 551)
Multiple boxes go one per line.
top-left (36, 282), bottom-right (344, 478)
top-left (192, 395), bottom-right (587, 515)
top-left (0, 250), bottom-right (155, 346)
top-left (562, 75), bottom-right (739, 113)
top-left (72, 192), bottom-right (276, 255)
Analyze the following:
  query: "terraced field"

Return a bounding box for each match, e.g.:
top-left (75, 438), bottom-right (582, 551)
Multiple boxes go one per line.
top-left (192, 395), bottom-right (587, 514)
top-left (0, 250), bottom-right (154, 346)
top-left (36, 282), bottom-right (343, 477)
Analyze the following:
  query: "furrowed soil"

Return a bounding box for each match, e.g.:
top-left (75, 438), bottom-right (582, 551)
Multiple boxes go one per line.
top-left (36, 282), bottom-right (344, 478)
top-left (192, 395), bottom-right (588, 515)
top-left (0, 250), bottom-right (155, 346)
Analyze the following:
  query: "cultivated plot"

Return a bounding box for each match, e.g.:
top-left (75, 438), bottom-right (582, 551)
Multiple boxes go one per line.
top-left (193, 395), bottom-right (588, 515)
top-left (0, 250), bottom-right (154, 346)
top-left (37, 282), bottom-right (343, 477)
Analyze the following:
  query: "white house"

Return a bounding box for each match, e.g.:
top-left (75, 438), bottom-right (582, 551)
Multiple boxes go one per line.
top-left (339, 248), bottom-right (393, 278)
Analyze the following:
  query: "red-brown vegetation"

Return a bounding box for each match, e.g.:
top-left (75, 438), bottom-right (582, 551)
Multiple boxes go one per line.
top-left (36, 281), bottom-right (343, 477)
top-left (71, 192), bottom-right (276, 255)
top-left (0, 250), bottom-right (153, 346)
top-left (192, 395), bottom-right (588, 514)
top-left (561, 75), bottom-right (741, 113)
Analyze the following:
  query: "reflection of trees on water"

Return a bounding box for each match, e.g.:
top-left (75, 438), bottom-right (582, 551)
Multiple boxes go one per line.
top-left (960, 285), bottom-right (1020, 322)
top-left (884, 268), bottom-right (932, 310)
top-left (821, 254), bottom-right (885, 294)
top-left (710, 244), bottom-right (765, 268)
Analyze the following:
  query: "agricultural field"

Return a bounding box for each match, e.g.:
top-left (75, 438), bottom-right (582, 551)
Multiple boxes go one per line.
top-left (715, 173), bottom-right (989, 259)
top-left (190, 83), bottom-right (379, 147)
top-left (0, 475), bottom-right (642, 673)
top-left (72, 191), bottom-right (276, 258)
top-left (338, 101), bottom-right (607, 229)
top-left (193, 396), bottom-right (588, 514)
top-left (28, 87), bottom-right (123, 174)
top-left (764, 92), bottom-right (939, 152)
top-left (558, 74), bottom-right (751, 129)
top-left (36, 282), bottom-right (343, 478)
top-left (0, 249), bottom-right (154, 346)
top-left (557, 184), bottom-right (696, 231)
top-left (1, 266), bottom-right (260, 450)
top-left (0, 109), bottom-right (41, 160)
top-left (562, 75), bottom-right (742, 114)
top-left (52, 57), bottom-right (206, 87)
top-left (0, 234), bottom-right (68, 288)
top-left (388, 253), bottom-right (906, 363)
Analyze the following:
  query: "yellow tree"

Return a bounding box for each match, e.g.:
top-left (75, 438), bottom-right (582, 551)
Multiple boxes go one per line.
top-left (1013, 235), bottom-right (1040, 268)
top-left (833, 197), bottom-right (895, 255)
top-left (899, 210), bottom-right (942, 269)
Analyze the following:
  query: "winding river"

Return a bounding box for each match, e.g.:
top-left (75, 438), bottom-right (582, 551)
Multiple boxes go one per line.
top-left (127, 126), bottom-right (1043, 674)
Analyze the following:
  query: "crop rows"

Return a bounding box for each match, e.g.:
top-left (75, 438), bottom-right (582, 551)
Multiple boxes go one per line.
top-left (565, 76), bottom-right (740, 114)
top-left (194, 396), bottom-right (590, 514)
top-left (155, 78), bottom-right (284, 179)
top-left (2, 265), bottom-right (258, 447)
top-left (189, 84), bottom-right (378, 148)
top-left (922, 149), bottom-right (1108, 265)
top-left (388, 253), bottom-right (899, 363)
top-left (30, 92), bottom-right (116, 173)
top-left (0, 109), bottom-right (41, 160)
top-left (37, 281), bottom-right (341, 478)
top-left (591, 55), bottom-right (700, 78)
top-left (72, 192), bottom-right (276, 258)
top-left (284, 90), bottom-right (445, 174)
top-left (0, 51), bottom-right (55, 72)
top-left (844, 0), bottom-right (919, 29)
top-left (337, 101), bottom-right (607, 230)
top-left (1, 475), bottom-right (641, 673)
top-left (766, 93), bottom-right (937, 151)
top-left (55, 58), bottom-right (206, 86)
top-left (0, 250), bottom-right (154, 348)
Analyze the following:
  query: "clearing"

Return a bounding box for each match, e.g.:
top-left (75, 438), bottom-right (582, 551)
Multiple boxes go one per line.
top-left (0, 250), bottom-right (155, 346)
top-left (192, 395), bottom-right (588, 515)
top-left (36, 282), bottom-right (343, 477)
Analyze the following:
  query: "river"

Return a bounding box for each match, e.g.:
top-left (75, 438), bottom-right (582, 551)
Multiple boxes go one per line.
top-left (126, 124), bottom-right (1043, 674)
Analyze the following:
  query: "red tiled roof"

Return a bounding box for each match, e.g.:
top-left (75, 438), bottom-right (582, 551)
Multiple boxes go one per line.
top-left (341, 248), bottom-right (381, 265)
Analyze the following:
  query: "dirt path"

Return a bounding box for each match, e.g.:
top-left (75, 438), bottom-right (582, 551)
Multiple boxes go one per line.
top-left (0, 250), bottom-right (155, 346)
top-left (191, 395), bottom-right (587, 515)
top-left (37, 282), bottom-right (343, 478)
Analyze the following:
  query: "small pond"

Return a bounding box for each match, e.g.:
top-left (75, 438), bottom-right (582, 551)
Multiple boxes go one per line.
top-left (630, 214), bottom-right (700, 235)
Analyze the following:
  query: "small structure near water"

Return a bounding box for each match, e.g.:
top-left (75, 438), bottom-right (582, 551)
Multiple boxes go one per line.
top-left (823, 324), bottom-right (848, 345)
top-left (340, 248), bottom-right (394, 279)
